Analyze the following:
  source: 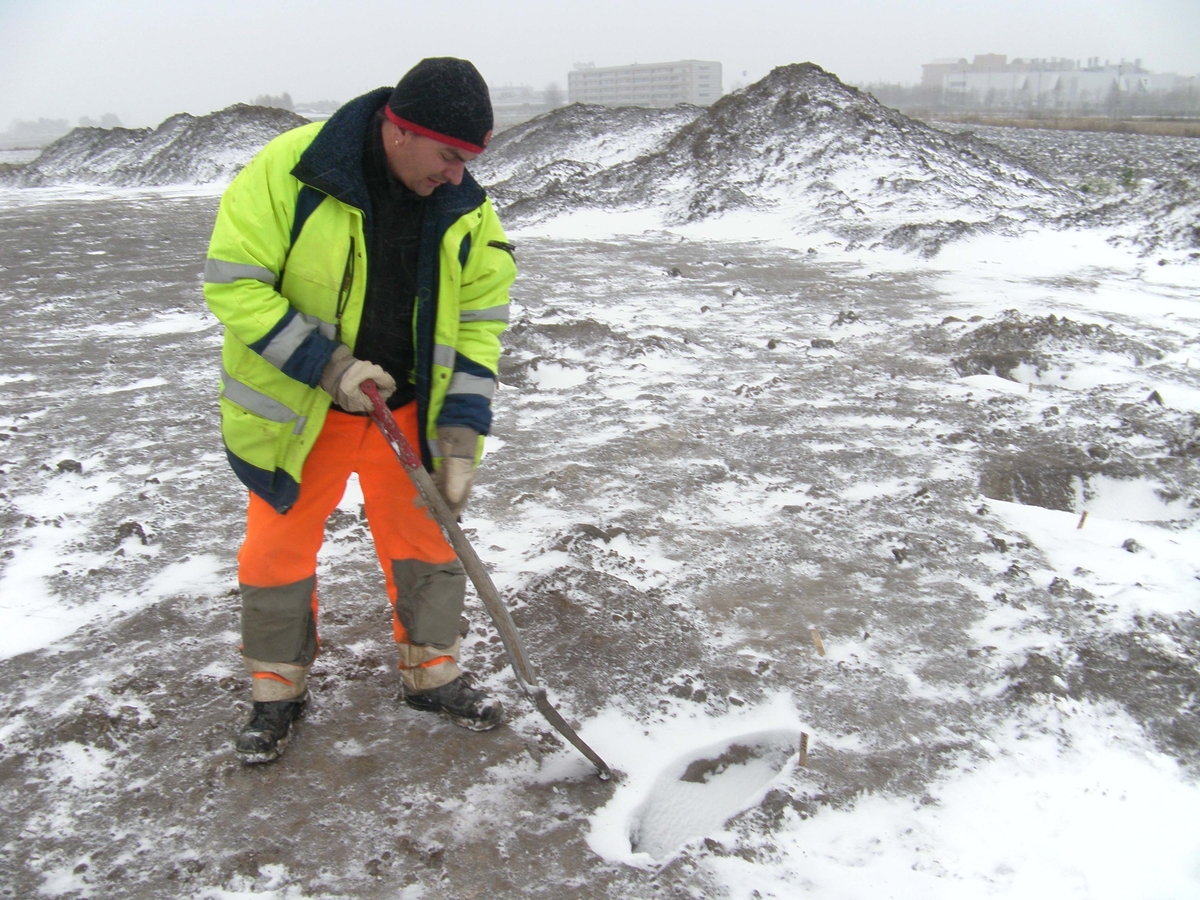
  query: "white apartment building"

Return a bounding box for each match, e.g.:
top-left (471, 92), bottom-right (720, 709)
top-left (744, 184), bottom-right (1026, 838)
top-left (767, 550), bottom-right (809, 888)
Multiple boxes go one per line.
top-left (568, 60), bottom-right (723, 108)
top-left (488, 84), bottom-right (563, 131)
top-left (923, 55), bottom-right (1196, 111)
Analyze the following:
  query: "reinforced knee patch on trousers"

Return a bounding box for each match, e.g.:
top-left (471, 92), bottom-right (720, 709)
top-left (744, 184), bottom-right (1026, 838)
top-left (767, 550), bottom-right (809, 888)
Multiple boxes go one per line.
top-left (241, 576), bottom-right (318, 667)
top-left (391, 558), bottom-right (466, 649)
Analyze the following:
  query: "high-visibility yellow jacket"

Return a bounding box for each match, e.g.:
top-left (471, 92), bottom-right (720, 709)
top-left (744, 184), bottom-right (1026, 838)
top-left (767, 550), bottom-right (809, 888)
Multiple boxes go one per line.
top-left (203, 88), bottom-right (515, 513)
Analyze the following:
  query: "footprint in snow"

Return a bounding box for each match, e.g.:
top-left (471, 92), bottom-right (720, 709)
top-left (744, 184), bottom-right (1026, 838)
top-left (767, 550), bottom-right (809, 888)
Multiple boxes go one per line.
top-left (628, 729), bottom-right (802, 860)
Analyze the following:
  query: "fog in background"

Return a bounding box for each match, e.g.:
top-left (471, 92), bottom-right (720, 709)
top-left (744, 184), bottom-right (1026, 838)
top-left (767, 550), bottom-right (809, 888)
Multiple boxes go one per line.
top-left (1, 0), bottom-right (1198, 129)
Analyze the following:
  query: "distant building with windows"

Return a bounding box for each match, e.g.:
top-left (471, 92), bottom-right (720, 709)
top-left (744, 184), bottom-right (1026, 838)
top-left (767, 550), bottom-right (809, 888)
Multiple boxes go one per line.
top-left (568, 60), bottom-right (723, 108)
top-left (920, 54), bottom-right (1196, 112)
top-left (488, 84), bottom-right (565, 131)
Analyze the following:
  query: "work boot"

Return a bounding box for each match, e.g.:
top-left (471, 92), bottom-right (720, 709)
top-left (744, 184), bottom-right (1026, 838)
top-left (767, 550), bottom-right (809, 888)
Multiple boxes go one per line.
top-left (404, 675), bottom-right (504, 731)
top-left (235, 694), bottom-right (307, 764)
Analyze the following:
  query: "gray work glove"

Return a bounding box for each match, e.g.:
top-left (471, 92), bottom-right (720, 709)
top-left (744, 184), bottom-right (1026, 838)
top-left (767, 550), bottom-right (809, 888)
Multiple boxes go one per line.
top-left (433, 426), bottom-right (479, 519)
top-left (319, 344), bottom-right (396, 413)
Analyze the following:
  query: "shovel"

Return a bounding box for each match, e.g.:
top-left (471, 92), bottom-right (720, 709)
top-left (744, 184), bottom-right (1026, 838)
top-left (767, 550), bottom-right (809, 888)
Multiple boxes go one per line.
top-left (363, 381), bottom-right (612, 780)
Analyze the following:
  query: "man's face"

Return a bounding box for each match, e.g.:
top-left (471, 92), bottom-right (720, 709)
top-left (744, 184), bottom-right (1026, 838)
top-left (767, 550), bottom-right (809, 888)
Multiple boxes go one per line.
top-left (384, 122), bottom-right (479, 196)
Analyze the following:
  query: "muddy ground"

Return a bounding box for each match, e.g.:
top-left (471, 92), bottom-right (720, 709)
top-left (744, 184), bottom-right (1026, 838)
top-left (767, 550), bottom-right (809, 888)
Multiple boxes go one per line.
top-left (0, 191), bottom-right (1197, 898)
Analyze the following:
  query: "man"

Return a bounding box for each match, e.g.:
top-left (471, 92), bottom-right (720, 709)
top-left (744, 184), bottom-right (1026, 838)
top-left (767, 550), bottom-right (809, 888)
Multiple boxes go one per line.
top-left (203, 58), bottom-right (516, 763)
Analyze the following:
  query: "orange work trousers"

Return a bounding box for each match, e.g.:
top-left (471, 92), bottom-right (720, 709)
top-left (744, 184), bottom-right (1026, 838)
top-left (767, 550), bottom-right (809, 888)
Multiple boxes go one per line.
top-left (238, 404), bottom-right (464, 688)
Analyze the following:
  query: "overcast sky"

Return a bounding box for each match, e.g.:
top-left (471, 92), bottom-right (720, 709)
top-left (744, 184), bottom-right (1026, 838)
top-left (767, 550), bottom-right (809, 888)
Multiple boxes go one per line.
top-left (2, 0), bottom-right (1198, 128)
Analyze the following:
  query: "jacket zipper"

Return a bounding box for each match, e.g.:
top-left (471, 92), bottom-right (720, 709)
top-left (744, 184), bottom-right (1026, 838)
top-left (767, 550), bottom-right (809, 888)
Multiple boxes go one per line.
top-left (335, 236), bottom-right (355, 343)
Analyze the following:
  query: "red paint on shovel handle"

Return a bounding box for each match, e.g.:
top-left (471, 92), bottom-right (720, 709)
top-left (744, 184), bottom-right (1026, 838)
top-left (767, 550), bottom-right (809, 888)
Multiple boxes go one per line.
top-left (362, 380), bottom-right (422, 471)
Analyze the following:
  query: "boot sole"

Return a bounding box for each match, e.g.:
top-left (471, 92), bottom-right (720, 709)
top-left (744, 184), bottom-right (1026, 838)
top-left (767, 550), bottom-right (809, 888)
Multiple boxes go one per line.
top-left (236, 745), bottom-right (284, 765)
top-left (444, 711), bottom-right (504, 732)
top-left (404, 697), bottom-right (504, 731)
top-left (235, 730), bottom-right (289, 764)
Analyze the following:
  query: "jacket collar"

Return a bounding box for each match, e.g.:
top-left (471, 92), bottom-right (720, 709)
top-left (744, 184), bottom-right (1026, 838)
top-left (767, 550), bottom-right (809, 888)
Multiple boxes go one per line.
top-left (292, 87), bottom-right (487, 218)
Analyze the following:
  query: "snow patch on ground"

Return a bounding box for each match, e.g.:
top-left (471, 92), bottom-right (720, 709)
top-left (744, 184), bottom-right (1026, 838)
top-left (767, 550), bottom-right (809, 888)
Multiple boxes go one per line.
top-left (987, 499), bottom-right (1200, 622)
top-left (702, 702), bottom-right (1200, 900)
top-left (583, 694), bottom-right (805, 863)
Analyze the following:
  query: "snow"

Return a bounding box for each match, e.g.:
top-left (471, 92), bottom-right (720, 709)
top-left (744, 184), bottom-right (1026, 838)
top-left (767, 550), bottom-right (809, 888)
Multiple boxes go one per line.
top-left (525, 361), bottom-right (591, 390)
top-left (0, 466), bottom-right (124, 658)
top-left (0, 70), bottom-right (1198, 899)
top-left (501, 186), bottom-right (1200, 893)
top-left (6, 104), bottom-right (307, 189)
top-left (483, 65), bottom-right (1081, 258)
top-left (568, 695), bottom-right (1200, 898)
top-left (476, 104), bottom-right (703, 189)
top-left (512, 205), bottom-right (669, 239)
top-left (490, 197), bottom-right (1198, 892)
top-left (581, 697), bottom-right (804, 863)
top-left (986, 499), bottom-right (1200, 621)
top-left (701, 702), bottom-right (1200, 900)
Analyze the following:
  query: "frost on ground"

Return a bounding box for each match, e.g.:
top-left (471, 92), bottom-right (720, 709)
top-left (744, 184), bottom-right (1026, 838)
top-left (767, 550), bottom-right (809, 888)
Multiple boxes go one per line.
top-left (0, 186), bottom-right (1197, 899)
top-left (1, 64), bottom-right (1199, 897)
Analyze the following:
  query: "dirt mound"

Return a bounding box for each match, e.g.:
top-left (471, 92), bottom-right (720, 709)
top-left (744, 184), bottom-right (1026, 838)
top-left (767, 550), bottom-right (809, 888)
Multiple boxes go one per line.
top-left (979, 443), bottom-right (1099, 511)
top-left (474, 103), bottom-right (701, 197)
top-left (482, 64), bottom-right (1076, 253)
top-left (962, 124), bottom-right (1200, 257)
top-left (1128, 154), bottom-right (1200, 256)
top-left (15, 104), bottom-right (308, 188)
top-left (949, 311), bottom-right (1164, 380)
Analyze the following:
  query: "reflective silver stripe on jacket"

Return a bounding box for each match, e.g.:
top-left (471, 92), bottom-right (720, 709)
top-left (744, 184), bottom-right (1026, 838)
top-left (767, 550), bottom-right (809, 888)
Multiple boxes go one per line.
top-left (459, 304), bottom-right (509, 323)
top-left (447, 373), bottom-right (495, 400)
top-left (260, 313), bottom-right (336, 369)
top-left (433, 344), bottom-right (456, 369)
top-left (221, 369), bottom-right (308, 434)
top-left (204, 258), bottom-right (276, 285)
top-left (427, 438), bottom-right (442, 459)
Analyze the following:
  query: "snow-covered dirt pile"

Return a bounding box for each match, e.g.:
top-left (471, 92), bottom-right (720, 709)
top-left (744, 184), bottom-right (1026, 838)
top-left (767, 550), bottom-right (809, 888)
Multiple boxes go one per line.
top-left (963, 123), bottom-right (1200, 259)
top-left (480, 64), bottom-right (1077, 255)
top-left (474, 103), bottom-right (703, 213)
top-left (6, 104), bottom-right (307, 188)
top-left (0, 182), bottom-right (1198, 898)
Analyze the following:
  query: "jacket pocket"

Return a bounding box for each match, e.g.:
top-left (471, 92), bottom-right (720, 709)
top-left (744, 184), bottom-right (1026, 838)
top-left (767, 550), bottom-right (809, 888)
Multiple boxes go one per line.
top-left (219, 396), bottom-right (297, 471)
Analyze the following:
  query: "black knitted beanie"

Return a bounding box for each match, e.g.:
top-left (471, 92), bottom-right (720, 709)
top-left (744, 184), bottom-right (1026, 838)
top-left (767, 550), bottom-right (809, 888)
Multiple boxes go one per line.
top-left (386, 57), bottom-right (493, 153)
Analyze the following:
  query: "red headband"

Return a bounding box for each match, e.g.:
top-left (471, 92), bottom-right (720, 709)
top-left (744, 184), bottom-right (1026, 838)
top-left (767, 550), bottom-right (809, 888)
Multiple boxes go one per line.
top-left (384, 106), bottom-right (487, 154)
